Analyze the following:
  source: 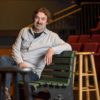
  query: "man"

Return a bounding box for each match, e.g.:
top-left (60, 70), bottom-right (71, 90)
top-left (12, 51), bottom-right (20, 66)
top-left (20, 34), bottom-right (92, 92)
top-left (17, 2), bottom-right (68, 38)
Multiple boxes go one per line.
top-left (12, 7), bottom-right (72, 100)
top-left (12, 7), bottom-right (72, 79)
top-left (2, 7), bottom-right (72, 100)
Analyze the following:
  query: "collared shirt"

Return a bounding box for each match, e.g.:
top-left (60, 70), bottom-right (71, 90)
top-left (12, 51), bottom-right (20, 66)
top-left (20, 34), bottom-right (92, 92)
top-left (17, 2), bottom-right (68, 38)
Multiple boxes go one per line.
top-left (12, 26), bottom-right (72, 78)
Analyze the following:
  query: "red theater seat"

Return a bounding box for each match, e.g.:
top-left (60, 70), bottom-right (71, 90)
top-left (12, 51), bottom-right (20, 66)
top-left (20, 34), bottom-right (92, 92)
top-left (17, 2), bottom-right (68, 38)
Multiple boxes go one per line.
top-left (70, 43), bottom-right (82, 51)
top-left (67, 35), bottom-right (79, 43)
top-left (78, 35), bottom-right (90, 43)
top-left (94, 45), bottom-right (100, 77)
top-left (91, 34), bottom-right (100, 43)
top-left (82, 42), bottom-right (99, 52)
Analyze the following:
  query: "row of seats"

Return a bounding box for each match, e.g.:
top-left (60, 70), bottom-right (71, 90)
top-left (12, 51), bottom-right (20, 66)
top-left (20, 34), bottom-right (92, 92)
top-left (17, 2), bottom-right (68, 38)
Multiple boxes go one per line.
top-left (70, 42), bottom-right (100, 53)
top-left (67, 34), bottom-right (100, 43)
top-left (70, 42), bottom-right (100, 77)
top-left (67, 34), bottom-right (100, 77)
top-left (67, 34), bottom-right (100, 53)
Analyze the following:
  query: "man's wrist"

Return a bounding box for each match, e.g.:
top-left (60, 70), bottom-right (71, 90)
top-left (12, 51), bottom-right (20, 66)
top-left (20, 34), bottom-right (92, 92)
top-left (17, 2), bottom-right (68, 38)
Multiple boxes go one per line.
top-left (17, 62), bottom-right (23, 66)
top-left (49, 48), bottom-right (54, 54)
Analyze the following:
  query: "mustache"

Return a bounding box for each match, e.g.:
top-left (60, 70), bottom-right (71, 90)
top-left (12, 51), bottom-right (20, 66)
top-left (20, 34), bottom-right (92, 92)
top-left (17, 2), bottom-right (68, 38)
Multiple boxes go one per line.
top-left (37, 22), bottom-right (42, 25)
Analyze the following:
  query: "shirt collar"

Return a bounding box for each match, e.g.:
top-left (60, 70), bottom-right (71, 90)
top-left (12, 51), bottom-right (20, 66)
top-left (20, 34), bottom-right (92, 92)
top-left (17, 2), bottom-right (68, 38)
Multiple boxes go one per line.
top-left (28, 26), bottom-right (48, 35)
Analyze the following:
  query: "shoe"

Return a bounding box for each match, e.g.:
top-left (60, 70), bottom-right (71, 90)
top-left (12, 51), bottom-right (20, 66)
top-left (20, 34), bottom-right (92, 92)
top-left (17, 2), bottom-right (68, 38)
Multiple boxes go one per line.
top-left (4, 87), bottom-right (11, 100)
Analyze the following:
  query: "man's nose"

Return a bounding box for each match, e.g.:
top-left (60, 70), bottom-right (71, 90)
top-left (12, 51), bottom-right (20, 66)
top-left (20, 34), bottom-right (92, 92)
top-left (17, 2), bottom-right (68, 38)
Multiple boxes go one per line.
top-left (38, 19), bottom-right (42, 23)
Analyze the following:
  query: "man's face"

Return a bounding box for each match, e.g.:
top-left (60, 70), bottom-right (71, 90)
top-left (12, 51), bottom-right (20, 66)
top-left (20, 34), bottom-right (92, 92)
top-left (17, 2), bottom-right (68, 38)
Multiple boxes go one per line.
top-left (33, 12), bottom-right (48, 31)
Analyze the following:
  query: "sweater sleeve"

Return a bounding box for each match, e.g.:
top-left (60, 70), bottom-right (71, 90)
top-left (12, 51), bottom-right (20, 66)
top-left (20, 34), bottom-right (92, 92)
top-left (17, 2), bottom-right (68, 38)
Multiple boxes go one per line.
top-left (12, 29), bottom-right (24, 64)
top-left (52, 34), bottom-right (72, 54)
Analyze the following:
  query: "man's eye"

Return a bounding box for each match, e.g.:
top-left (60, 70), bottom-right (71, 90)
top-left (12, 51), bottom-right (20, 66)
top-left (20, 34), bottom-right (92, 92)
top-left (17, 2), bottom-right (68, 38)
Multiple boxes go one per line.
top-left (42, 18), bottom-right (47, 21)
top-left (35, 16), bottom-right (39, 19)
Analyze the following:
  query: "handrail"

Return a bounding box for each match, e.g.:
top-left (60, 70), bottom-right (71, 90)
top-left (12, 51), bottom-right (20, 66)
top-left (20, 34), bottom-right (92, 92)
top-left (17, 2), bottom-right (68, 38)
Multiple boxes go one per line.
top-left (28, 4), bottom-right (81, 27)
top-left (81, 2), bottom-right (100, 5)
top-left (54, 4), bottom-right (77, 16)
top-left (49, 8), bottom-right (81, 24)
top-left (28, 8), bottom-right (81, 27)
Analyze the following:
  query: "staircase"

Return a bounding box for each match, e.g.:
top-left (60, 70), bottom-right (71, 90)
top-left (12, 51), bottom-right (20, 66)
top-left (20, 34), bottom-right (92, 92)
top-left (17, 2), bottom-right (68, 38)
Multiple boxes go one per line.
top-left (47, 3), bottom-right (81, 41)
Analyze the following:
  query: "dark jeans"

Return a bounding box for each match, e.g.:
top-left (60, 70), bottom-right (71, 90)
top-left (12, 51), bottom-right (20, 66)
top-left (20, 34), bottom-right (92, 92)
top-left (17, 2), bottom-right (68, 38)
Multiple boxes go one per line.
top-left (0, 56), bottom-right (39, 100)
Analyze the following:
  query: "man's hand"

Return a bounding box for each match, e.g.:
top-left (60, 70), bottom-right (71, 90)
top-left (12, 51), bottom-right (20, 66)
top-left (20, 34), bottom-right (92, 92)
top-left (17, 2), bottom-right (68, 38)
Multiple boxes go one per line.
top-left (18, 63), bottom-right (29, 69)
top-left (44, 48), bottom-right (54, 65)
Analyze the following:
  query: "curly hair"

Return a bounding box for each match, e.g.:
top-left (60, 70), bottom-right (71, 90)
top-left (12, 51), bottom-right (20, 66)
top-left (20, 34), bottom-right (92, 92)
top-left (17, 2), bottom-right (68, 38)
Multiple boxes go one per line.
top-left (33, 7), bottom-right (52, 23)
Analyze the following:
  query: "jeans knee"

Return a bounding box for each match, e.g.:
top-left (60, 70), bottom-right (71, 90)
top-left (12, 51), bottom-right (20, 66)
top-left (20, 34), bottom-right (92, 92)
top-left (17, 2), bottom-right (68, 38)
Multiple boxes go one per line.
top-left (0, 56), bottom-right (15, 67)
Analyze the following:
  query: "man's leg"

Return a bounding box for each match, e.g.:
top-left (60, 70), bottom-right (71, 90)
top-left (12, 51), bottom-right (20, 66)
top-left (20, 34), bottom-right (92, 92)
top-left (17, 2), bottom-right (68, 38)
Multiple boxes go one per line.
top-left (0, 56), bottom-right (16, 100)
top-left (17, 70), bottom-right (39, 100)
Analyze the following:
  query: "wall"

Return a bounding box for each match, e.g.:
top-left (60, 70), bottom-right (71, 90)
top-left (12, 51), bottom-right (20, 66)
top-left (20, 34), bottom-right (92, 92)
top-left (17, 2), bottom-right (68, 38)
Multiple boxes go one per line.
top-left (0, 0), bottom-right (70, 30)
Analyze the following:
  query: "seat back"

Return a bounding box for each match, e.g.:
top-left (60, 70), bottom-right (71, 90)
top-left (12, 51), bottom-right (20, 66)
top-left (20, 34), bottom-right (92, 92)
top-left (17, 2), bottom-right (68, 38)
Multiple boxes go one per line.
top-left (78, 35), bottom-right (90, 43)
top-left (97, 45), bottom-right (100, 53)
top-left (32, 51), bottom-right (75, 100)
top-left (91, 34), bottom-right (100, 42)
top-left (40, 51), bottom-right (74, 85)
top-left (67, 35), bottom-right (79, 43)
top-left (70, 43), bottom-right (82, 51)
top-left (82, 42), bottom-right (99, 52)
